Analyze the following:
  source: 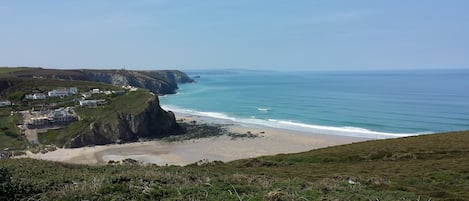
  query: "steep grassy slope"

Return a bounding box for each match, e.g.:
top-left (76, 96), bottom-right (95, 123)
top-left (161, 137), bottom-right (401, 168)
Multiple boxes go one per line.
top-left (0, 77), bottom-right (182, 149)
top-left (2, 131), bottom-right (468, 200)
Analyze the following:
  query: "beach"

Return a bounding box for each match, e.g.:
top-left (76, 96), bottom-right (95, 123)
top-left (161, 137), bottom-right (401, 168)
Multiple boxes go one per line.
top-left (22, 112), bottom-right (370, 166)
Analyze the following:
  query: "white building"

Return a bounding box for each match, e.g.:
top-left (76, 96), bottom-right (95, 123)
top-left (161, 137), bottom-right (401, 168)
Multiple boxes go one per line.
top-left (0, 100), bottom-right (11, 107)
top-left (48, 87), bottom-right (78, 97)
top-left (67, 87), bottom-right (78, 95)
top-left (79, 99), bottom-right (106, 108)
top-left (48, 89), bottom-right (69, 97)
top-left (81, 92), bottom-right (91, 98)
top-left (25, 93), bottom-right (47, 100)
top-left (91, 89), bottom-right (100, 94)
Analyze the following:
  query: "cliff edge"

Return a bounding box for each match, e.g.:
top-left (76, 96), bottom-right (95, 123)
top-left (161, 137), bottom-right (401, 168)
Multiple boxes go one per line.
top-left (67, 95), bottom-right (183, 148)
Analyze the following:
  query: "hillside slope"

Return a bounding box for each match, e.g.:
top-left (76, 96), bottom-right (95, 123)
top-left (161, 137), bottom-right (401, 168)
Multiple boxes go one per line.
top-left (0, 67), bottom-right (194, 94)
top-left (2, 131), bottom-right (468, 200)
top-left (0, 77), bottom-right (184, 149)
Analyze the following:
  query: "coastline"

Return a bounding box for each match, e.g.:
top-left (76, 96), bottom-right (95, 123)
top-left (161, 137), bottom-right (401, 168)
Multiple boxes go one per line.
top-left (21, 111), bottom-right (371, 166)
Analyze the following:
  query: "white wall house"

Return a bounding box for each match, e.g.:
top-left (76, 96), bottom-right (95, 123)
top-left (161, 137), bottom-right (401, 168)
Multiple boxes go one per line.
top-left (67, 87), bottom-right (78, 95)
top-left (0, 100), bottom-right (11, 107)
top-left (91, 89), bottom-right (101, 94)
top-left (48, 90), bottom-right (69, 97)
top-left (48, 87), bottom-right (78, 97)
top-left (25, 93), bottom-right (47, 100)
top-left (79, 99), bottom-right (106, 107)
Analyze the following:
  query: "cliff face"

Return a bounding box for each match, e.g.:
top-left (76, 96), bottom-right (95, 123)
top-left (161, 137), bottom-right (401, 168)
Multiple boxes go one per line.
top-left (0, 68), bottom-right (194, 95)
top-left (82, 70), bottom-right (187, 94)
top-left (67, 96), bottom-right (184, 148)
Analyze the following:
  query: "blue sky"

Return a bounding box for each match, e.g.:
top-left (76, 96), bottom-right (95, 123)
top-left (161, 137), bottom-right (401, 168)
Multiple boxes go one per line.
top-left (1, 0), bottom-right (468, 70)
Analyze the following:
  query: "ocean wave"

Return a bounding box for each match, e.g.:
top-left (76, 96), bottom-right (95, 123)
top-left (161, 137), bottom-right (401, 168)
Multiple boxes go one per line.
top-left (162, 105), bottom-right (428, 139)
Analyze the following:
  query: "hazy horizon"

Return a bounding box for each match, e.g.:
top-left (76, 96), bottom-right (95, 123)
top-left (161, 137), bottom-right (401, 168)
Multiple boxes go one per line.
top-left (1, 1), bottom-right (469, 71)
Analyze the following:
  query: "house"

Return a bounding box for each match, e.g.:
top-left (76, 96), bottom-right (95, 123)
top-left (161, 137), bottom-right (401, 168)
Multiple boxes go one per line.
top-left (67, 87), bottom-right (78, 95)
top-left (25, 93), bottom-right (47, 100)
top-left (79, 100), bottom-right (97, 107)
top-left (81, 92), bottom-right (91, 98)
top-left (0, 100), bottom-right (11, 107)
top-left (48, 87), bottom-right (78, 97)
top-left (48, 108), bottom-right (77, 123)
top-left (26, 107), bottom-right (77, 127)
top-left (79, 99), bottom-right (107, 108)
top-left (48, 89), bottom-right (69, 97)
top-left (122, 85), bottom-right (138, 92)
top-left (91, 89), bottom-right (100, 94)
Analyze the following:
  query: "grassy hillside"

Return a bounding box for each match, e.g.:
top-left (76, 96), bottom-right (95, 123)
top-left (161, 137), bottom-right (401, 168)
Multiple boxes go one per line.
top-left (39, 90), bottom-right (154, 146)
top-left (2, 131), bottom-right (469, 200)
top-left (0, 108), bottom-right (28, 150)
top-left (0, 77), bottom-right (155, 149)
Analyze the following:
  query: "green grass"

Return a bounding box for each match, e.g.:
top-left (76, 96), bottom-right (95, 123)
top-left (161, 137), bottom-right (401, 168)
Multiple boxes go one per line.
top-left (38, 90), bottom-right (153, 146)
top-left (0, 76), bottom-right (153, 147)
top-left (0, 67), bottom-right (32, 74)
top-left (1, 77), bottom-right (121, 102)
top-left (2, 131), bottom-right (469, 200)
top-left (0, 108), bottom-right (28, 150)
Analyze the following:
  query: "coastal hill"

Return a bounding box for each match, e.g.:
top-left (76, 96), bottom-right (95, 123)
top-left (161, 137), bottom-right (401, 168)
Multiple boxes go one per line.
top-left (1, 130), bottom-right (468, 200)
top-left (0, 67), bottom-right (194, 94)
top-left (0, 67), bottom-right (191, 149)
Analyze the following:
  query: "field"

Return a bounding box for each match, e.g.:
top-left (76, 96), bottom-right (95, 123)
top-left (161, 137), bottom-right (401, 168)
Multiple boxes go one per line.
top-left (2, 131), bottom-right (468, 200)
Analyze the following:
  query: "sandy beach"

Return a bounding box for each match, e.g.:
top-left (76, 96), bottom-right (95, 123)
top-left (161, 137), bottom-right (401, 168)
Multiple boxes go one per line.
top-left (22, 112), bottom-right (370, 166)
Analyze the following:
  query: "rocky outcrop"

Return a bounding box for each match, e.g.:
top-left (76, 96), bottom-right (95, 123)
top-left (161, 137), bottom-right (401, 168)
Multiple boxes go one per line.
top-left (67, 96), bottom-right (184, 148)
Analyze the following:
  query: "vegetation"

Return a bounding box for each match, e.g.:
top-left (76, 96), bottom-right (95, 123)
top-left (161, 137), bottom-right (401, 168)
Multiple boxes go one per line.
top-left (1, 131), bottom-right (469, 200)
top-left (0, 108), bottom-right (28, 150)
top-left (0, 76), bottom-right (156, 148)
top-left (0, 67), bottom-right (32, 75)
top-left (39, 90), bottom-right (153, 146)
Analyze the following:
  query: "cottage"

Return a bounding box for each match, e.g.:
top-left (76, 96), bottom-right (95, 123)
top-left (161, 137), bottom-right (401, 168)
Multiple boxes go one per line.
top-left (79, 99), bottom-right (107, 108)
top-left (48, 89), bottom-right (69, 97)
top-left (79, 100), bottom-right (97, 107)
top-left (49, 108), bottom-right (77, 123)
top-left (48, 87), bottom-right (78, 97)
top-left (25, 93), bottom-right (47, 100)
top-left (0, 100), bottom-right (11, 107)
top-left (91, 89), bottom-right (100, 94)
top-left (67, 87), bottom-right (78, 95)
top-left (81, 92), bottom-right (91, 98)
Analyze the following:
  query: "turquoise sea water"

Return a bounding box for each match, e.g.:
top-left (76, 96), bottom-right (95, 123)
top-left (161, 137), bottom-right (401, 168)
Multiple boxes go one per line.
top-left (160, 69), bottom-right (469, 139)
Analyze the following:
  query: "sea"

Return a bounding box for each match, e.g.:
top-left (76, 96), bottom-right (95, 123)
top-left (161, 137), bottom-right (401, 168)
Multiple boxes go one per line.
top-left (160, 69), bottom-right (469, 139)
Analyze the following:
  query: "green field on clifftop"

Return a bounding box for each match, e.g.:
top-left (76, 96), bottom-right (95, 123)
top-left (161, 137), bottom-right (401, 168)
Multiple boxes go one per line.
top-left (2, 131), bottom-right (469, 201)
top-left (0, 77), bottom-right (154, 149)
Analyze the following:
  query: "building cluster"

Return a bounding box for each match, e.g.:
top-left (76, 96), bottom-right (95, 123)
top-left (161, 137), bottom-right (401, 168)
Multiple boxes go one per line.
top-left (122, 85), bottom-right (138, 92)
top-left (25, 107), bottom-right (78, 127)
top-left (25, 87), bottom-right (78, 100)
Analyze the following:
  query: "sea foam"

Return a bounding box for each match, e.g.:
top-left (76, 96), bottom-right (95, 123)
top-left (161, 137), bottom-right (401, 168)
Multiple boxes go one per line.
top-left (162, 105), bottom-right (426, 139)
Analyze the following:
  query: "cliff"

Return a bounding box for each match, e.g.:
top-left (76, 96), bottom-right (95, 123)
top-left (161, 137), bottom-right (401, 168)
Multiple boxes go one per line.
top-left (0, 67), bottom-right (193, 148)
top-left (0, 68), bottom-right (194, 95)
top-left (81, 69), bottom-right (194, 94)
top-left (67, 96), bottom-right (184, 148)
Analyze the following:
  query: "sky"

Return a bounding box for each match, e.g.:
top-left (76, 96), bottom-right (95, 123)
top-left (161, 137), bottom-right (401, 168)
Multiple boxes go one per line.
top-left (1, 0), bottom-right (469, 71)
